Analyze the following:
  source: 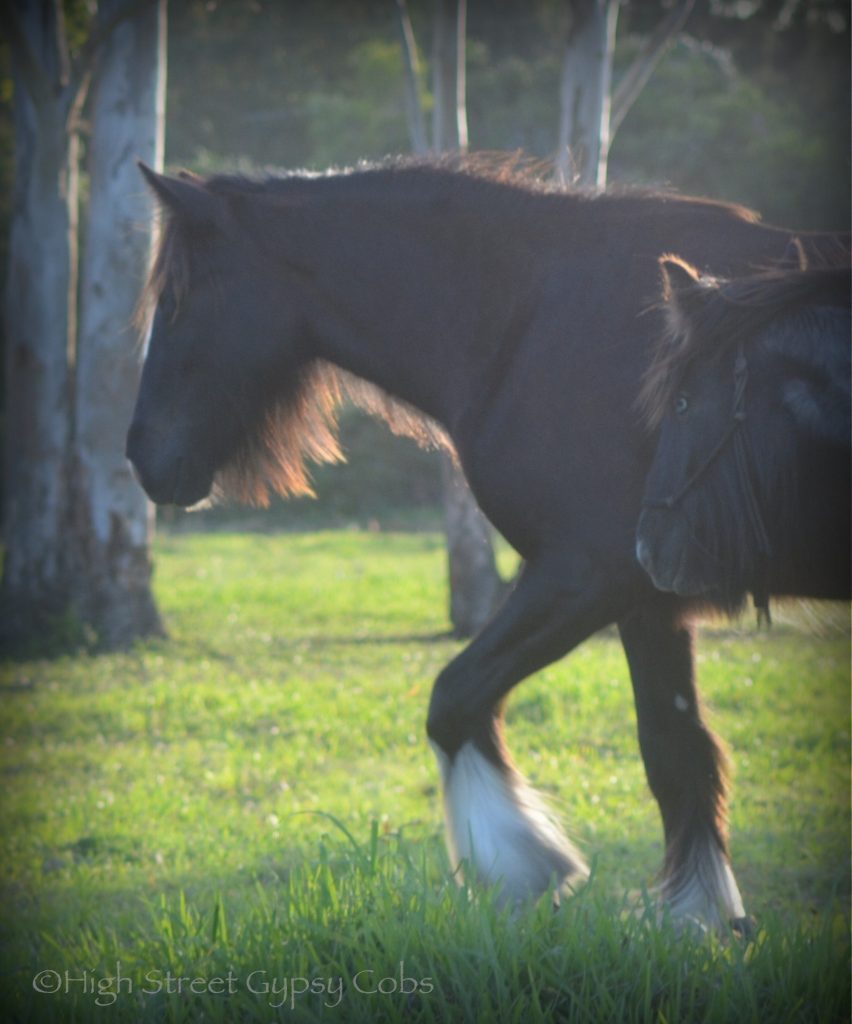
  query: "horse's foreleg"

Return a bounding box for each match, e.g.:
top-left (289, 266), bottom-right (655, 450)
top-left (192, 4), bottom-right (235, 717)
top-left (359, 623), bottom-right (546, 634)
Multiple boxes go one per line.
top-left (427, 559), bottom-right (614, 905)
top-left (430, 711), bottom-right (585, 905)
top-left (618, 601), bottom-right (747, 932)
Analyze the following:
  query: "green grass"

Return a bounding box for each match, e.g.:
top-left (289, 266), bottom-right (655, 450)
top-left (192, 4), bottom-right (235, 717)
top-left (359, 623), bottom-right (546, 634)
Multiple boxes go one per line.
top-left (1, 531), bottom-right (849, 1023)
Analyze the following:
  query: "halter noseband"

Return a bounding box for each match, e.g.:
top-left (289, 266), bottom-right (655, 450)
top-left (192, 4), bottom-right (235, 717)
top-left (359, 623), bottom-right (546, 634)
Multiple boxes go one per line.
top-left (642, 342), bottom-right (773, 620)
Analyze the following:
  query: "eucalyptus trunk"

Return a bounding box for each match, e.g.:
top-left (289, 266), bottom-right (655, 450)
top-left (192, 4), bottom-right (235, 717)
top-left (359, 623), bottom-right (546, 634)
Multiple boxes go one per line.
top-left (555, 0), bottom-right (618, 187)
top-left (2, 0), bottom-right (167, 650)
top-left (2, 0), bottom-right (79, 643)
top-left (431, 0), bottom-right (504, 637)
top-left (72, 0), bottom-right (167, 647)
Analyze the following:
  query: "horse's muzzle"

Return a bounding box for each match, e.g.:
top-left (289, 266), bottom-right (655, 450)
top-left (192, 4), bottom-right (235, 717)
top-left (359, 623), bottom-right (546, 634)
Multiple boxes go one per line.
top-left (126, 420), bottom-right (212, 508)
top-left (635, 510), bottom-right (695, 596)
top-left (638, 511), bottom-right (726, 598)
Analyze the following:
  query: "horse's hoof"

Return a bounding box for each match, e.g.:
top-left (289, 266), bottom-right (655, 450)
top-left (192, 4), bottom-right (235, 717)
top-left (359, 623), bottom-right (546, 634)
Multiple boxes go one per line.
top-left (730, 915), bottom-right (757, 940)
top-left (669, 912), bottom-right (710, 938)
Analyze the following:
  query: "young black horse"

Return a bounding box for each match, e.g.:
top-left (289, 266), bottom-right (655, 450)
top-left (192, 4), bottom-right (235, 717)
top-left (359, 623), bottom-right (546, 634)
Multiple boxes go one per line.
top-left (637, 258), bottom-right (851, 609)
top-left (127, 158), bottom-right (844, 931)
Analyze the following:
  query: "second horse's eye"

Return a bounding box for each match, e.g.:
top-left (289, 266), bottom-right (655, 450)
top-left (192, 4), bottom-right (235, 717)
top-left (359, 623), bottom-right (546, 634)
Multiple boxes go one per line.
top-left (674, 395), bottom-right (689, 415)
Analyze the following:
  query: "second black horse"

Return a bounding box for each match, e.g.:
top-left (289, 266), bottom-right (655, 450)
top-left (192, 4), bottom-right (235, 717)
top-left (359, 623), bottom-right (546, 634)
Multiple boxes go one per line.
top-left (637, 258), bottom-right (850, 609)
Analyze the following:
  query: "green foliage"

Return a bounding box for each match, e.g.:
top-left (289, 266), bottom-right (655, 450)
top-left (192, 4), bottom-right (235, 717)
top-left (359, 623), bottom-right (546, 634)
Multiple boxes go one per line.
top-left (304, 40), bottom-right (413, 167)
top-left (1, 533), bottom-right (849, 1022)
top-left (160, 1), bottom-right (849, 231)
top-left (610, 36), bottom-right (850, 229)
top-left (466, 42), bottom-right (562, 155)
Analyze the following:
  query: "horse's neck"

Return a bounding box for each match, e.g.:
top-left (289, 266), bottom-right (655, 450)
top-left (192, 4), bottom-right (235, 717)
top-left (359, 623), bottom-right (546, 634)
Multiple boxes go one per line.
top-left (275, 183), bottom-right (791, 429)
top-left (290, 195), bottom-right (522, 429)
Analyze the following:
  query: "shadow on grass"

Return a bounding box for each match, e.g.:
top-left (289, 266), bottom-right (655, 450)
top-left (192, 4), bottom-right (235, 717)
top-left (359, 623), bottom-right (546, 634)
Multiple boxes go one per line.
top-left (298, 630), bottom-right (456, 647)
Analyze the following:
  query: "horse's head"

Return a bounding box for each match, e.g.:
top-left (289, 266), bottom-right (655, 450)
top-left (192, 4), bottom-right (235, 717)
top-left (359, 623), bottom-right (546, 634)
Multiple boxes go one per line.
top-left (126, 165), bottom-right (336, 508)
top-left (636, 256), bottom-right (851, 603)
top-left (635, 260), bottom-right (745, 600)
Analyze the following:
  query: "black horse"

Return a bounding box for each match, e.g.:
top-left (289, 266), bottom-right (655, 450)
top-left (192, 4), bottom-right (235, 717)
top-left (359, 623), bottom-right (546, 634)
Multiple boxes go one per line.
top-left (127, 158), bottom-right (845, 931)
top-left (637, 257), bottom-right (851, 610)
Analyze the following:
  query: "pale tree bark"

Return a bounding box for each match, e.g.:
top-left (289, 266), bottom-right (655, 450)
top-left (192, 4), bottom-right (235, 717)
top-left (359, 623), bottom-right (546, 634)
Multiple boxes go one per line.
top-left (556, 0), bottom-right (696, 186)
top-left (439, 456), bottom-right (507, 636)
top-left (555, 0), bottom-right (619, 187)
top-left (431, 0), bottom-right (468, 153)
top-left (394, 0), bottom-right (429, 156)
top-left (1, 0), bottom-right (163, 650)
top-left (2, 0), bottom-right (82, 641)
top-left (72, 0), bottom-right (166, 647)
top-left (396, 0), bottom-right (505, 637)
top-left (433, 0), bottom-right (504, 638)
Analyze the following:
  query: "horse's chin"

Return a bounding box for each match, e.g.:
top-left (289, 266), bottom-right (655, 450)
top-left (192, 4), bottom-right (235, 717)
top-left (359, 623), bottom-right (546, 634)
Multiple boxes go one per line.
top-left (637, 539), bottom-right (713, 598)
top-left (184, 493), bottom-right (216, 512)
top-left (166, 463), bottom-right (215, 510)
top-left (655, 555), bottom-right (717, 597)
top-left (668, 570), bottom-right (711, 598)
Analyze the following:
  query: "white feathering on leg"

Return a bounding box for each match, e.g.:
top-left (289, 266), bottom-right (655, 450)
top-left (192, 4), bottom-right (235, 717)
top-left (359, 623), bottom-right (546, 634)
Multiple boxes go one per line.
top-left (663, 839), bottom-right (746, 931)
top-left (431, 741), bottom-right (587, 904)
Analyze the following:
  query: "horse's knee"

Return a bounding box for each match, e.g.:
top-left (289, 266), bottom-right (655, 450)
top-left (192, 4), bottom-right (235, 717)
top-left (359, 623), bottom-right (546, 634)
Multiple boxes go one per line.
top-left (426, 665), bottom-right (472, 757)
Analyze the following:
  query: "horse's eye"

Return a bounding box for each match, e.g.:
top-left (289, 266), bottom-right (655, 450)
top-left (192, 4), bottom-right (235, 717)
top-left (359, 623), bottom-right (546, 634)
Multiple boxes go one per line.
top-left (674, 395), bottom-right (689, 415)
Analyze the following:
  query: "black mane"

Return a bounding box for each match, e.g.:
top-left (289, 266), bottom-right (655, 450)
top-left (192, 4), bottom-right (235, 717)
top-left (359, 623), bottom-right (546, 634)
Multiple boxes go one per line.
top-left (642, 263), bottom-right (852, 428)
top-left (195, 153), bottom-right (762, 223)
top-left (673, 265), bottom-right (851, 358)
top-left (141, 156), bottom-right (764, 328)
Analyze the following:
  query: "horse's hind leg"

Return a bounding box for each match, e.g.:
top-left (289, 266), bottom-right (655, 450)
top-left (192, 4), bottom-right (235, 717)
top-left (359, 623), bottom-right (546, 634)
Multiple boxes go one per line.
top-left (618, 600), bottom-right (747, 932)
top-left (427, 558), bottom-right (616, 905)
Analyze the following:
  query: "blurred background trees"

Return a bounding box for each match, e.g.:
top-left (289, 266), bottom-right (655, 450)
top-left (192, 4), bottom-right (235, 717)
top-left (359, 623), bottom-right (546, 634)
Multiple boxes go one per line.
top-left (150, 0), bottom-right (848, 229)
top-left (154, 0), bottom-right (849, 518)
top-left (0, 0), bottom-right (848, 646)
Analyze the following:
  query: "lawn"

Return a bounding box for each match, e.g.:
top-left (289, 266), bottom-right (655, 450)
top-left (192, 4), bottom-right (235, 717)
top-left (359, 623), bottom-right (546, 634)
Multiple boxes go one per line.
top-left (1, 531), bottom-right (849, 1022)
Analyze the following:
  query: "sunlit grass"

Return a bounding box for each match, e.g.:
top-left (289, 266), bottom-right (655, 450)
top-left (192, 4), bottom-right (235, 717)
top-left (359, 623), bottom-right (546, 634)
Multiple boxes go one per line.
top-left (1, 531), bottom-right (849, 1022)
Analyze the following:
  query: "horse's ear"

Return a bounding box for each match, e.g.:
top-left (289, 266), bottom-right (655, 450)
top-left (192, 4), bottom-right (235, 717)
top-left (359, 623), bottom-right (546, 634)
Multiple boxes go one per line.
top-left (138, 162), bottom-right (225, 229)
top-left (660, 255), bottom-right (701, 301)
top-left (659, 255), bottom-right (716, 341)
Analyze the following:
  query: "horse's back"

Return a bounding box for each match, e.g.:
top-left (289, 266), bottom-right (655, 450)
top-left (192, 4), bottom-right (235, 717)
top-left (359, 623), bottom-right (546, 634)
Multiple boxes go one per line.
top-left (456, 201), bottom-right (794, 559)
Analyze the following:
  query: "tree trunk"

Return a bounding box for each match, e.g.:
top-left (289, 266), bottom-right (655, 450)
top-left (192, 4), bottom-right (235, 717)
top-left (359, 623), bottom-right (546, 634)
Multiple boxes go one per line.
top-left (1, 0), bottom-right (79, 644)
top-left (555, 0), bottom-right (619, 187)
top-left (394, 0), bottom-right (429, 156)
top-left (440, 457), bottom-right (505, 637)
top-left (610, 0), bottom-right (696, 139)
top-left (431, 0), bottom-right (504, 637)
top-left (71, 0), bottom-right (166, 647)
top-left (431, 0), bottom-right (468, 153)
